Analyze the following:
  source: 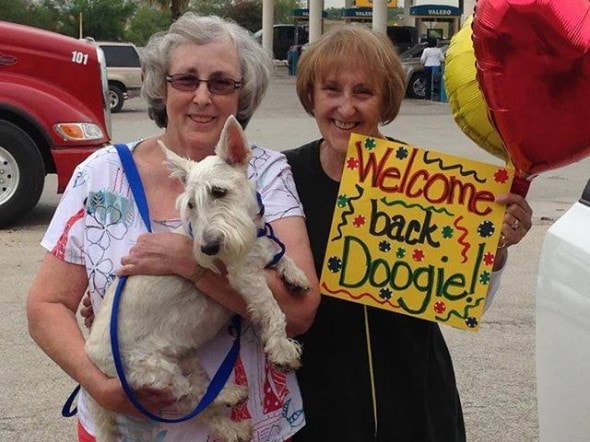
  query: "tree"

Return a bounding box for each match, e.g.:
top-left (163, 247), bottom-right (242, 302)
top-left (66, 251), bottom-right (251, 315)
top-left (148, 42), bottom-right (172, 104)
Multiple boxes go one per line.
top-left (0, 0), bottom-right (61, 31)
top-left (58, 0), bottom-right (137, 39)
top-left (126, 4), bottom-right (171, 46)
top-left (0, 0), bottom-right (32, 24)
top-left (148, 0), bottom-right (190, 21)
top-left (274, 0), bottom-right (299, 24)
top-left (189, 0), bottom-right (232, 18)
top-left (188, 0), bottom-right (299, 32)
top-left (223, 0), bottom-right (261, 32)
top-left (325, 7), bottom-right (344, 20)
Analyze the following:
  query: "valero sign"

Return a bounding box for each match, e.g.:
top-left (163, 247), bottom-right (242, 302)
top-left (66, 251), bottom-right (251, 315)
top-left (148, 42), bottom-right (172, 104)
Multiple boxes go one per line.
top-left (320, 134), bottom-right (514, 331)
top-left (410, 5), bottom-right (462, 16)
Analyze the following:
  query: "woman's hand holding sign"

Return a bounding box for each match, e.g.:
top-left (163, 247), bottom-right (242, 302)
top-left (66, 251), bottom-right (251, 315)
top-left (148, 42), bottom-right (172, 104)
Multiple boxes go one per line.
top-left (494, 193), bottom-right (533, 270)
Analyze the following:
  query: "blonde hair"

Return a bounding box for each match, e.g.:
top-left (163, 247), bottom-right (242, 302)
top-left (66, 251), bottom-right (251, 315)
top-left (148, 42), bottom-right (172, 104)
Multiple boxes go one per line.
top-left (296, 26), bottom-right (406, 125)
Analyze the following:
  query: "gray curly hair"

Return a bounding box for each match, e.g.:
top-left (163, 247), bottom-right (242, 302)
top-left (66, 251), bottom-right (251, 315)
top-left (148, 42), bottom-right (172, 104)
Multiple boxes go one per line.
top-left (141, 13), bottom-right (273, 129)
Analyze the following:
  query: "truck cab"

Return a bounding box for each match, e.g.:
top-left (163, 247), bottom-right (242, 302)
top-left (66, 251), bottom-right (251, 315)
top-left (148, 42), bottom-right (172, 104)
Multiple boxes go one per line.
top-left (0, 21), bottom-right (110, 227)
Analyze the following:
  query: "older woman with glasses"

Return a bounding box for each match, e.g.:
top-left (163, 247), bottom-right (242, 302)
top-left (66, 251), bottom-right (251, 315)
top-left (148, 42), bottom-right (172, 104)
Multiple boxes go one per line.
top-left (26, 13), bottom-right (319, 442)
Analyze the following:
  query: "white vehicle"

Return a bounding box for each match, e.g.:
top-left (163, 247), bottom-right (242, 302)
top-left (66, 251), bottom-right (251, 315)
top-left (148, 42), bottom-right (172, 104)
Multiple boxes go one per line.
top-left (96, 42), bottom-right (142, 113)
top-left (536, 178), bottom-right (590, 442)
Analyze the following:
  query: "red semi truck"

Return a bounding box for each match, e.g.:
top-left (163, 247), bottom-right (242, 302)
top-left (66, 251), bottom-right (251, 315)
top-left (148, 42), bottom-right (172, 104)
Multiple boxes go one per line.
top-left (0, 21), bottom-right (111, 227)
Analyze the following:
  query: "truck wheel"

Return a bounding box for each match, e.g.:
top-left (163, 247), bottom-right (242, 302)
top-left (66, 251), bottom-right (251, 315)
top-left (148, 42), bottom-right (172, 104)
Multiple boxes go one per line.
top-left (109, 84), bottom-right (125, 113)
top-left (0, 121), bottom-right (45, 227)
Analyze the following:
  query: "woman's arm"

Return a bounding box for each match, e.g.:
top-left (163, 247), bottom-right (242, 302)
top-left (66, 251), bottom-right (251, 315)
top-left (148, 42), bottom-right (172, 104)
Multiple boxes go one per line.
top-left (27, 255), bottom-right (96, 387)
top-left (27, 254), bottom-right (175, 415)
top-left (483, 192), bottom-right (533, 312)
top-left (261, 215), bottom-right (320, 336)
top-left (118, 217), bottom-right (320, 337)
top-left (195, 217), bottom-right (320, 336)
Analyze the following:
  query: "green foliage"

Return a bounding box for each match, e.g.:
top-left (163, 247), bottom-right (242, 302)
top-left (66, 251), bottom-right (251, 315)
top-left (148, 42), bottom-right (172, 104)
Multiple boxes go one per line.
top-left (325, 7), bottom-right (344, 20)
top-left (141, 0), bottom-right (188, 21)
top-left (189, 0), bottom-right (232, 17)
top-left (0, 0), bottom-right (61, 31)
top-left (223, 0), bottom-right (261, 32)
top-left (0, 0), bottom-right (32, 24)
top-left (274, 0), bottom-right (299, 24)
top-left (0, 0), bottom-right (137, 39)
top-left (188, 0), bottom-right (299, 32)
top-left (0, 0), bottom-right (353, 44)
top-left (125, 4), bottom-right (172, 46)
top-left (64, 0), bottom-right (137, 40)
top-left (29, 0), bottom-right (63, 30)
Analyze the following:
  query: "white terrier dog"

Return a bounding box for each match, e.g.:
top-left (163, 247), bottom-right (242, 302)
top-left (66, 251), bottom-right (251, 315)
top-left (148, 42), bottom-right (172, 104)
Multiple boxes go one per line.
top-left (85, 115), bottom-right (309, 441)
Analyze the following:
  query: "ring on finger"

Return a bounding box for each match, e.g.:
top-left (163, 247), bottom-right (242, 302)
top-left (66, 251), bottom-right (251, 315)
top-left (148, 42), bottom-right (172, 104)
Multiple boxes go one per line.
top-left (511, 219), bottom-right (519, 230)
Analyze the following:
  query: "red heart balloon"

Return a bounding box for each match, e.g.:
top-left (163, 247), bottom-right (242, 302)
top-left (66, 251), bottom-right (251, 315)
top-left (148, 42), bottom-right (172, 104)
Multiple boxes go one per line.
top-left (472, 0), bottom-right (590, 195)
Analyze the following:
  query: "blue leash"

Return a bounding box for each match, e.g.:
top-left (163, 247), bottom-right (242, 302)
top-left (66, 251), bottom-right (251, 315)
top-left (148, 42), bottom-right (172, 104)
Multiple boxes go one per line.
top-left (255, 191), bottom-right (286, 268)
top-left (62, 144), bottom-right (241, 422)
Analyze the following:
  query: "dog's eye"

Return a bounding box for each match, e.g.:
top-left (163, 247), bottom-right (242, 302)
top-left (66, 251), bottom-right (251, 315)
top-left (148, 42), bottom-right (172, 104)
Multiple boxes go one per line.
top-left (187, 200), bottom-right (195, 209)
top-left (211, 186), bottom-right (227, 198)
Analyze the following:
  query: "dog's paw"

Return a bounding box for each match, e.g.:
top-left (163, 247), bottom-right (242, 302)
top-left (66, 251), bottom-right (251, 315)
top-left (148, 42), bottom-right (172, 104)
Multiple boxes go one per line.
top-left (221, 419), bottom-right (253, 442)
top-left (276, 257), bottom-right (310, 296)
top-left (265, 337), bottom-right (302, 372)
top-left (215, 383), bottom-right (249, 407)
top-left (284, 280), bottom-right (310, 296)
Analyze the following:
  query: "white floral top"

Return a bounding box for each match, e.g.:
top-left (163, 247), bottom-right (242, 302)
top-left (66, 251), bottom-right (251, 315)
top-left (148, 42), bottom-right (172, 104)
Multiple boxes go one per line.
top-left (42, 141), bottom-right (306, 441)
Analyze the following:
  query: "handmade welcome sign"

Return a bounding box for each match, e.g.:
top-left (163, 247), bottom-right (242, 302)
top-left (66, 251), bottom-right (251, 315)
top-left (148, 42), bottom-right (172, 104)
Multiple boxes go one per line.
top-left (320, 134), bottom-right (514, 331)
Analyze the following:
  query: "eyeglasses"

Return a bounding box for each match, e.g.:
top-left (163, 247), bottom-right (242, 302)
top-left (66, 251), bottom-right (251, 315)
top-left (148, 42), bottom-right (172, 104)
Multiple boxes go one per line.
top-left (166, 73), bottom-right (241, 95)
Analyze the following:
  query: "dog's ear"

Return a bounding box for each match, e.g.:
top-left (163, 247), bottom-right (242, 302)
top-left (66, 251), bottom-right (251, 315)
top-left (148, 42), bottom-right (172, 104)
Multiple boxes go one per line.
top-left (158, 139), bottom-right (192, 184)
top-left (216, 115), bottom-right (251, 168)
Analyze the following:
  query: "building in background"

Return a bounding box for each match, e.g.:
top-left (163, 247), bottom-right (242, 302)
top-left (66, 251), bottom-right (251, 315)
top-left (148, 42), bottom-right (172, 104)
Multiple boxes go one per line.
top-left (260, 1), bottom-right (478, 59)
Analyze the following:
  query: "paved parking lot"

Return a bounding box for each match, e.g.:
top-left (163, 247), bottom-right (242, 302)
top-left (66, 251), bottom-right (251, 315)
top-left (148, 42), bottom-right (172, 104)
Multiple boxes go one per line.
top-left (2, 66), bottom-right (589, 441)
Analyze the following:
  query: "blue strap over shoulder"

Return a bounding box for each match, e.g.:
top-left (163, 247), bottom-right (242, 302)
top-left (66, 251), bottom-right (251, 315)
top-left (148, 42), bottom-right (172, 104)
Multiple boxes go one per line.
top-left (114, 143), bottom-right (151, 232)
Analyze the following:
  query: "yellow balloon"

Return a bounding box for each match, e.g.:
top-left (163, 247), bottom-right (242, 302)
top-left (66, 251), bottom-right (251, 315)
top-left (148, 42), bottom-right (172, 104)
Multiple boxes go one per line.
top-left (444, 16), bottom-right (507, 161)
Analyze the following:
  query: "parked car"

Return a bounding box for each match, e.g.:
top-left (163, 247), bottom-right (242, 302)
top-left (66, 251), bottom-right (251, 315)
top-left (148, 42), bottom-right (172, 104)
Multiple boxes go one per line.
top-left (0, 21), bottom-right (110, 227)
top-left (536, 178), bottom-right (590, 442)
top-left (400, 40), bottom-right (449, 99)
top-left (96, 41), bottom-right (142, 113)
top-left (254, 24), bottom-right (308, 60)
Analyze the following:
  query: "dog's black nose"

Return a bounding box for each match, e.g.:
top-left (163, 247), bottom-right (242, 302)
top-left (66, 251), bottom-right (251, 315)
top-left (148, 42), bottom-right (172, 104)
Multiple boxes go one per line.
top-left (201, 242), bottom-right (220, 256)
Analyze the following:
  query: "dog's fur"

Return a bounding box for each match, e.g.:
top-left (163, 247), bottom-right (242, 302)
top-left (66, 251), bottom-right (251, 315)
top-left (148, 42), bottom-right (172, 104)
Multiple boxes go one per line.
top-left (85, 116), bottom-right (309, 441)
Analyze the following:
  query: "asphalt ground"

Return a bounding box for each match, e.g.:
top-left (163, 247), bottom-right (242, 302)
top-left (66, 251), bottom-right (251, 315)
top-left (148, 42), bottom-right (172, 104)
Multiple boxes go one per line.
top-left (3, 65), bottom-right (589, 441)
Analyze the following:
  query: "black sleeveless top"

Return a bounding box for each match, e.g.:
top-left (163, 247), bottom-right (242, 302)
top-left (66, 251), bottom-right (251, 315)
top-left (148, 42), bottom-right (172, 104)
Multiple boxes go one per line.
top-left (286, 140), bottom-right (466, 442)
